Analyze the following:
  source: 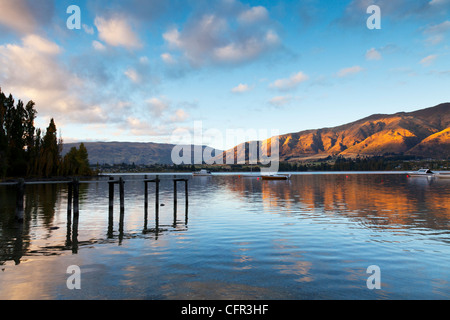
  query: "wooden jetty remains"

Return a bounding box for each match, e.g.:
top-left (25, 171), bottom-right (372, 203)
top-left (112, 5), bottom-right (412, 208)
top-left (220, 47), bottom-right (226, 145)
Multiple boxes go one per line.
top-left (1, 176), bottom-right (190, 235)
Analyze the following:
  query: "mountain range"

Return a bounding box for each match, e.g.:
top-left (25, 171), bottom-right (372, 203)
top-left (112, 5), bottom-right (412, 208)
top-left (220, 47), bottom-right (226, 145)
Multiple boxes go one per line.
top-left (219, 103), bottom-right (450, 162)
top-left (64, 103), bottom-right (450, 165)
top-left (62, 142), bottom-right (222, 165)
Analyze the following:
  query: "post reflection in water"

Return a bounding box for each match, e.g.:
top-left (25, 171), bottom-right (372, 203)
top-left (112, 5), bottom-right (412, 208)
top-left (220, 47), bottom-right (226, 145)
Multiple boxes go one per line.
top-left (0, 173), bottom-right (449, 300)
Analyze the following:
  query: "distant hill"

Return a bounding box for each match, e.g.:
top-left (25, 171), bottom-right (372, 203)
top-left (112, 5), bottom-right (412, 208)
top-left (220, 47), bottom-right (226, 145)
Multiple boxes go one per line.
top-left (62, 142), bottom-right (222, 165)
top-left (218, 103), bottom-right (450, 161)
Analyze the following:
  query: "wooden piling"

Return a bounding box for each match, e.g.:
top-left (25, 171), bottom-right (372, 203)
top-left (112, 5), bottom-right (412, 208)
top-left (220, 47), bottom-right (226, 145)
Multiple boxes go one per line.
top-left (155, 175), bottom-right (160, 214)
top-left (15, 179), bottom-right (25, 222)
top-left (119, 206), bottom-right (125, 245)
top-left (155, 176), bottom-right (160, 229)
top-left (143, 175), bottom-right (148, 230)
top-left (173, 178), bottom-right (177, 210)
top-left (143, 175), bottom-right (160, 230)
top-left (144, 175), bottom-right (148, 210)
top-left (185, 179), bottom-right (189, 208)
top-left (108, 177), bottom-right (114, 237)
top-left (172, 177), bottom-right (190, 227)
top-left (67, 181), bottom-right (73, 220)
top-left (71, 178), bottom-right (80, 253)
top-left (108, 177), bottom-right (114, 211)
top-left (72, 205), bottom-right (79, 254)
top-left (185, 179), bottom-right (189, 225)
top-left (118, 177), bottom-right (125, 244)
top-left (72, 178), bottom-right (80, 218)
top-left (119, 177), bottom-right (125, 211)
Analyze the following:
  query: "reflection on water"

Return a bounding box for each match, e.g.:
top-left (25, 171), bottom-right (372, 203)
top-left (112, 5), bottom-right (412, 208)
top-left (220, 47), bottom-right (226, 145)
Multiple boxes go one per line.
top-left (226, 174), bottom-right (450, 232)
top-left (0, 173), bottom-right (449, 299)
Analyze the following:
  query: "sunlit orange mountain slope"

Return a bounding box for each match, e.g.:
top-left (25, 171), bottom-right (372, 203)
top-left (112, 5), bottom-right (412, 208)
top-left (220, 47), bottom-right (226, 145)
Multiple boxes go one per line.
top-left (221, 103), bottom-right (450, 161)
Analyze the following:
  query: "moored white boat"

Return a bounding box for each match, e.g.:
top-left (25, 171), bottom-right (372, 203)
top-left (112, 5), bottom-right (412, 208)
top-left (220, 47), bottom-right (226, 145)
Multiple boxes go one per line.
top-left (193, 169), bottom-right (212, 176)
top-left (408, 169), bottom-right (434, 177)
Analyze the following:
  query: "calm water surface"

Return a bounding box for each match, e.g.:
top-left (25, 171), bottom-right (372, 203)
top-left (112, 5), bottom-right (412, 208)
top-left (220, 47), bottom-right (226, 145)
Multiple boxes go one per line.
top-left (0, 173), bottom-right (449, 300)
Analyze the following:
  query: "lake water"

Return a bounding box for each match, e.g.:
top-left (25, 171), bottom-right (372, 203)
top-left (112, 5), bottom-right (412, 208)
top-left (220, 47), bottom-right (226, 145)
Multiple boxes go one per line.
top-left (0, 172), bottom-right (449, 300)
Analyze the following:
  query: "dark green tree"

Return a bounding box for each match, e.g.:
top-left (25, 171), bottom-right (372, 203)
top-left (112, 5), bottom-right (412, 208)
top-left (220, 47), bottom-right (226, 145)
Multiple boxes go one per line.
top-left (0, 89), bottom-right (94, 179)
top-left (39, 118), bottom-right (60, 177)
top-left (60, 143), bottom-right (92, 176)
top-left (0, 89), bottom-right (7, 177)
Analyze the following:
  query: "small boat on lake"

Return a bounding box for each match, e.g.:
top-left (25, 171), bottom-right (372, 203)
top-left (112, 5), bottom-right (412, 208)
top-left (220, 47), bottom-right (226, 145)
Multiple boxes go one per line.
top-left (261, 174), bottom-right (292, 181)
top-left (193, 169), bottom-right (212, 176)
top-left (408, 169), bottom-right (434, 177)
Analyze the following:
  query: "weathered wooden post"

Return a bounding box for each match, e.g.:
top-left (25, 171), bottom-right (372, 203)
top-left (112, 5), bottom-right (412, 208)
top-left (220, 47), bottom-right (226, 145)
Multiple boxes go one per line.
top-left (66, 181), bottom-right (73, 246)
top-left (107, 177), bottom-right (114, 238)
top-left (119, 206), bottom-right (125, 245)
top-left (185, 179), bottom-right (189, 225)
top-left (71, 178), bottom-right (80, 254)
top-left (119, 177), bottom-right (125, 244)
top-left (144, 175), bottom-right (148, 210)
top-left (72, 205), bottom-right (79, 254)
top-left (173, 178), bottom-right (177, 208)
top-left (72, 178), bottom-right (80, 218)
top-left (143, 175), bottom-right (149, 230)
top-left (185, 179), bottom-right (189, 208)
top-left (67, 181), bottom-right (73, 221)
top-left (15, 179), bottom-right (25, 222)
top-left (173, 177), bottom-right (178, 226)
top-left (108, 177), bottom-right (114, 212)
top-left (155, 176), bottom-right (160, 214)
top-left (119, 177), bottom-right (125, 212)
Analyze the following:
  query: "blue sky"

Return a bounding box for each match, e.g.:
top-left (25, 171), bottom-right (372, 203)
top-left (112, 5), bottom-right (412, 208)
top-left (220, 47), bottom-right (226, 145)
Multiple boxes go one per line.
top-left (0, 0), bottom-right (449, 150)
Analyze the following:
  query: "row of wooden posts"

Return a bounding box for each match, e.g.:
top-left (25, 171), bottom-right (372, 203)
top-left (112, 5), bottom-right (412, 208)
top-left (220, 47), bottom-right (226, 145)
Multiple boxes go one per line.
top-left (12, 176), bottom-right (190, 226)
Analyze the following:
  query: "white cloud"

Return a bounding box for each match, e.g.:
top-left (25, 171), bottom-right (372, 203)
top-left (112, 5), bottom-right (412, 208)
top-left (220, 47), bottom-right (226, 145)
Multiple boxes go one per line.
top-left (366, 48), bottom-right (382, 60)
top-left (0, 0), bottom-right (36, 33)
top-left (269, 95), bottom-right (292, 107)
top-left (83, 24), bottom-right (95, 35)
top-left (429, 0), bottom-right (450, 6)
top-left (163, 28), bottom-right (183, 49)
top-left (420, 54), bottom-right (438, 66)
top-left (0, 35), bottom-right (105, 124)
top-left (22, 34), bottom-right (61, 55)
top-left (214, 37), bottom-right (273, 63)
top-left (423, 20), bottom-right (450, 44)
top-left (92, 40), bottom-right (106, 51)
top-left (161, 52), bottom-right (176, 64)
top-left (124, 68), bottom-right (141, 83)
top-left (424, 20), bottom-right (450, 33)
top-left (126, 117), bottom-right (157, 136)
top-left (425, 35), bottom-right (444, 45)
top-left (231, 83), bottom-right (252, 93)
top-left (336, 66), bottom-right (364, 77)
top-left (146, 97), bottom-right (170, 117)
top-left (162, 3), bottom-right (280, 67)
top-left (238, 6), bottom-right (269, 24)
top-left (94, 15), bottom-right (142, 49)
top-left (0, 35), bottom-right (67, 92)
top-left (170, 109), bottom-right (189, 122)
top-left (139, 56), bottom-right (150, 64)
top-left (270, 71), bottom-right (309, 90)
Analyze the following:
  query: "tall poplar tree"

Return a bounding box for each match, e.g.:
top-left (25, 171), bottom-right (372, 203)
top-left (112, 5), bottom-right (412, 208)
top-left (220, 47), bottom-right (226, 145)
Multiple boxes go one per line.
top-left (0, 89), bottom-right (93, 179)
top-left (40, 118), bottom-right (60, 177)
